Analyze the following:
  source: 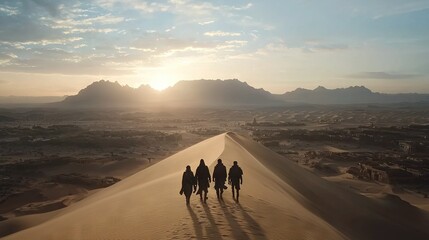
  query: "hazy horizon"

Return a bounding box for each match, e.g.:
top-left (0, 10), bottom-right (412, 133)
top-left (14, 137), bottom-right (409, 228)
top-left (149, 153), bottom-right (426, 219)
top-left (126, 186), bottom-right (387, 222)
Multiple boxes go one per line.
top-left (2, 79), bottom-right (429, 98)
top-left (0, 0), bottom-right (428, 96)
top-left (1, 2), bottom-right (429, 237)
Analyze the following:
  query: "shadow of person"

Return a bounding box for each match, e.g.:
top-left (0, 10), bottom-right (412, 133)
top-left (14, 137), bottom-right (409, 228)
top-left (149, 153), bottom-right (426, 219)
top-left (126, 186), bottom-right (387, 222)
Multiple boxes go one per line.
top-left (219, 200), bottom-right (251, 240)
top-left (202, 204), bottom-right (224, 240)
top-left (187, 205), bottom-right (203, 239)
top-left (236, 203), bottom-right (267, 239)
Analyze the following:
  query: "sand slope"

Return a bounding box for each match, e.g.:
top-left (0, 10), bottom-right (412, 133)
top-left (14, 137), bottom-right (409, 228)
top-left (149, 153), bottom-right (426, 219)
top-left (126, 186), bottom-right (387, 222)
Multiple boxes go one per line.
top-left (2, 133), bottom-right (429, 240)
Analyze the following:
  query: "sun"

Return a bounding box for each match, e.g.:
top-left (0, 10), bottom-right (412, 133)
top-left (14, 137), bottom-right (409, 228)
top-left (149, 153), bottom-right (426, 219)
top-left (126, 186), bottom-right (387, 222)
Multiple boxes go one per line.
top-left (149, 81), bottom-right (171, 91)
top-left (148, 74), bottom-right (176, 91)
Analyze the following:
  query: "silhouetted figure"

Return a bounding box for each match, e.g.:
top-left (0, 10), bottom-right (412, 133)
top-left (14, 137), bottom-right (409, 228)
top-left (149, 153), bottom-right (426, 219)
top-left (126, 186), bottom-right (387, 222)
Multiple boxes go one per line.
top-left (180, 165), bottom-right (196, 205)
top-left (212, 159), bottom-right (227, 200)
top-left (228, 161), bottom-right (243, 202)
top-left (195, 159), bottom-right (211, 203)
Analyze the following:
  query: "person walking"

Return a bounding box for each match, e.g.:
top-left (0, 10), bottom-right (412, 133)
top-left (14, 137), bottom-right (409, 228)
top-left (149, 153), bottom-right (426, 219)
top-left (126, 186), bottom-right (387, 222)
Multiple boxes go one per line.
top-left (228, 161), bottom-right (243, 202)
top-left (195, 159), bottom-right (211, 203)
top-left (180, 165), bottom-right (196, 205)
top-left (212, 159), bottom-right (227, 200)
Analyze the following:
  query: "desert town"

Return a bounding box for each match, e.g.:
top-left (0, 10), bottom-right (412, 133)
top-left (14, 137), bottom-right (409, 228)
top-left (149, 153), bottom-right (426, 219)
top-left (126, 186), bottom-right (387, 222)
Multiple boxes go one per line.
top-left (247, 118), bottom-right (429, 199)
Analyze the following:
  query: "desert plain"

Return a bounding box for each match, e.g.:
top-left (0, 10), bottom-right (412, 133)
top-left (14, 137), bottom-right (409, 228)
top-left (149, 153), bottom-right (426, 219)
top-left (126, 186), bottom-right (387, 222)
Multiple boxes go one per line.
top-left (0, 104), bottom-right (428, 239)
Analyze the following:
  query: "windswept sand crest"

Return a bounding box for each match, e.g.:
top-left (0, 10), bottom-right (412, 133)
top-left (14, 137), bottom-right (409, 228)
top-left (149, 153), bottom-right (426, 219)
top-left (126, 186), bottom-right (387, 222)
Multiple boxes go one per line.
top-left (228, 132), bottom-right (429, 240)
top-left (2, 132), bottom-right (429, 240)
top-left (218, 133), bottom-right (344, 239)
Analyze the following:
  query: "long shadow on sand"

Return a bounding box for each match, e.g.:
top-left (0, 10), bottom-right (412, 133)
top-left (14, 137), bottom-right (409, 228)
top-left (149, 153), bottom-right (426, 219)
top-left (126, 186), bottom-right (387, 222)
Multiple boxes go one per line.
top-left (236, 203), bottom-right (266, 239)
top-left (202, 203), bottom-right (224, 240)
top-left (187, 198), bottom-right (267, 240)
top-left (187, 205), bottom-right (204, 239)
top-left (219, 199), bottom-right (267, 240)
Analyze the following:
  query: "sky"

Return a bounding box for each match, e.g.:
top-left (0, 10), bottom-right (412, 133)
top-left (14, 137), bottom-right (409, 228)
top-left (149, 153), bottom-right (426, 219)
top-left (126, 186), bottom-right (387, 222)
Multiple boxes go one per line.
top-left (0, 0), bottom-right (428, 96)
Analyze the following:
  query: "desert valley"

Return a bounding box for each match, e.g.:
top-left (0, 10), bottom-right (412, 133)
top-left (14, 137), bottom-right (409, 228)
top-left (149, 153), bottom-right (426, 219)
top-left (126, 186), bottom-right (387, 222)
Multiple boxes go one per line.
top-left (1, 0), bottom-right (428, 238)
top-left (0, 79), bottom-right (428, 239)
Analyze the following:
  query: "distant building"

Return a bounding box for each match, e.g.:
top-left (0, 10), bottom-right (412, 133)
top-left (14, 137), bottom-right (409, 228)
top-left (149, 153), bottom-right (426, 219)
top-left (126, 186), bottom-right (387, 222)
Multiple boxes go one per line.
top-left (358, 163), bottom-right (390, 183)
top-left (353, 163), bottom-right (416, 184)
top-left (399, 141), bottom-right (416, 154)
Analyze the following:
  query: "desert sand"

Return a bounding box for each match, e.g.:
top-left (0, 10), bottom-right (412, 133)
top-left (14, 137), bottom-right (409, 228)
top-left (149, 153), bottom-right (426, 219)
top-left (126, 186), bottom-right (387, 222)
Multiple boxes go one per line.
top-left (2, 133), bottom-right (429, 239)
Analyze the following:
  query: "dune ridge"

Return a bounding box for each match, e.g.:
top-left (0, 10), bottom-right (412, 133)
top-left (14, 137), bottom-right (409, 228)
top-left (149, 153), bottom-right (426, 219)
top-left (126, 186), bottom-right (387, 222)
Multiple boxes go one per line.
top-left (228, 133), bottom-right (429, 239)
top-left (2, 133), bottom-right (429, 239)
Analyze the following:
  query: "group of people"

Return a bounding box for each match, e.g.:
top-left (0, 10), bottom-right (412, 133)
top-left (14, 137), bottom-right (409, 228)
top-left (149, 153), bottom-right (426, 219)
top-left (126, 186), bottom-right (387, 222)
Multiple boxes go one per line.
top-left (180, 159), bottom-right (243, 205)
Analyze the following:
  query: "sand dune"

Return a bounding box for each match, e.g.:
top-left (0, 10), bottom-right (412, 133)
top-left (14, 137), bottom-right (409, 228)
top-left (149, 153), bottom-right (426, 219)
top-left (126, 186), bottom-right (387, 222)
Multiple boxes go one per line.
top-left (2, 133), bottom-right (429, 239)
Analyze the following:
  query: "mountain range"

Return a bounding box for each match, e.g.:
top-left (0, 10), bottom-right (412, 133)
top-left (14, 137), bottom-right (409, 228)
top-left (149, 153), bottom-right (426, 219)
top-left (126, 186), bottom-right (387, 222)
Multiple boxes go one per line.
top-left (282, 86), bottom-right (429, 104)
top-left (57, 79), bottom-right (429, 107)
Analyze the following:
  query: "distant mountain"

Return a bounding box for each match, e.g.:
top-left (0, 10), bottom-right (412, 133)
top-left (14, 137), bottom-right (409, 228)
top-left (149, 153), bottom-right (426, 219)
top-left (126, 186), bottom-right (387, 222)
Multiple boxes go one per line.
top-left (162, 79), bottom-right (282, 107)
top-left (281, 86), bottom-right (429, 104)
top-left (61, 80), bottom-right (158, 107)
top-left (59, 79), bottom-right (282, 108)
top-left (56, 80), bottom-right (429, 108)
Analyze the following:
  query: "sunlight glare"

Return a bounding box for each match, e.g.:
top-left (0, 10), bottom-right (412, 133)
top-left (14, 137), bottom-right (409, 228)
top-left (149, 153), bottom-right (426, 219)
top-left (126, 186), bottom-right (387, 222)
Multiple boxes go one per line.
top-left (150, 81), bottom-right (171, 91)
top-left (148, 74), bottom-right (175, 91)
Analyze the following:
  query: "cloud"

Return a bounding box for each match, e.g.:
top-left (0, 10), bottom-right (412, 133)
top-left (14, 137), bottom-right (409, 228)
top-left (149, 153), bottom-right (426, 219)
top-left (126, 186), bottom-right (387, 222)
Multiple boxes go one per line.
top-left (372, 1), bottom-right (429, 19)
top-left (132, 33), bottom-right (218, 56)
top-left (347, 0), bottom-right (429, 19)
top-left (47, 13), bottom-right (124, 36)
top-left (0, 0), bottom-right (268, 79)
top-left (0, 53), bottom-right (17, 64)
top-left (0, 32), bottom-right (211, 76)
top-left (137, 1), bottom-right (169, 13)
top-left (304, 41), bottom-right (348, 52)
top-left (230, 15), bottom-right (274, 31)
top-left (0, 14), bottom-right (64, 42)
top-left (0, 1), bottom-right (125, 43)
top-left (0, 48), bottom-right (137, 75)
top-left (1, 37), bottom-right (83, 49)
top-left (63, 14), bottom-right (124, 26)
top-left (204, 31), bottom-right (241, 37)
top-left (74, 44), bottom-right (87, 49)
top-left (0, 28), bottom-right (248, 76)
top-left (198, 20), bottom-right (215, 25)
top-left (97, 0), bottom-right (170, 13)
top-left (97, 0), bottom-right (253, 16)
top-left (232, 3), bottom-right (253, 11)
top-left (170, 0), bottom-right (219, 16)
top-left (348, 72), bottom-right (421, 80)
top-left (133, 1), bottom-right (170, 13)
top-left (28, 0), bottom-right (62, 16)
top-left (0, 5), bottom-right (19, 16)
top-left (99, 0), bottom-right (257, 25)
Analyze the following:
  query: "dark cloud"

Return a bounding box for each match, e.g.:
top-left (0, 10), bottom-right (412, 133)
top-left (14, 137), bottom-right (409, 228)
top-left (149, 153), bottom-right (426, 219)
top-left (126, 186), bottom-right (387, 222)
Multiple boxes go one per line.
top-left (348, 72), bottom-right (421, 80)
top-left (0, 15), bottom-right (64, 42)
top-left (0, 0), bottom-right (69, 43)
top-left (0, 0), bottom-right (69, 17)
top-left (28, 0), bottom-right (62, 17)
